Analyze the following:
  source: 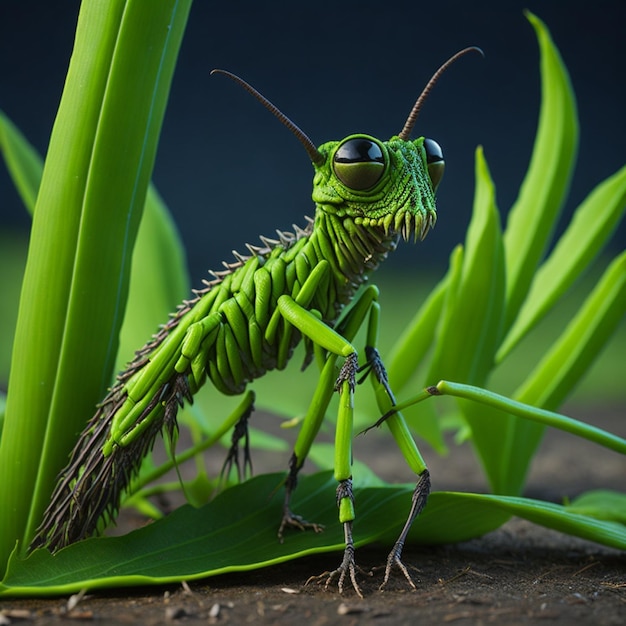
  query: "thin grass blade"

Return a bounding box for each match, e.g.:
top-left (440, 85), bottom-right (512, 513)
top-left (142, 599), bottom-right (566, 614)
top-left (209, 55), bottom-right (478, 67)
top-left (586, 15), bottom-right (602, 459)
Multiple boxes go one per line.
top-left (0, 111), bottom-right (41, 213)
top-left (515, 251), bottom-right (626, 410)
top-left (502, 12), bottom-right (578, 332)
top-left (498, 165), bottom-right (626, 361)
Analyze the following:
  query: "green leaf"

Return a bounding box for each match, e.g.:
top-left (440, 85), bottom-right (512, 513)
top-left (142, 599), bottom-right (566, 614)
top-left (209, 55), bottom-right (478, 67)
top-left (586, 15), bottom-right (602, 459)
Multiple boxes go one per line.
top-left (396, 245), bottom-right (465, 453)
top-left (115, 184), bottom-right (190, 372)
top-left (1, 472), bottom-right (622, 597)
top-left (0, 0), bottom-right (193, 571)
top-left (480, 251), bottom-right (626, 491)
top-left (427, 147), bottom-right (505, 385)
top-left (0, 111), bottom-right (41, 214)
top-left (410, 491), bottom-right (626, 550)
top-left (384, 275), bottom-right (449, 452)
top-left (567, 490), bottom-right (626, 524)
top-left (498, 165), bottom-right (626, 361)
top-left (422, 148), bottom-right (505, 466)
top-left (386, 274), bottom-right (447, 394)
top-left (502, 12), bottom-right (578, 332)
top-left (515, 251), bottom-right (626, 410)
top-left (0, 106), bottom-right (190, 382)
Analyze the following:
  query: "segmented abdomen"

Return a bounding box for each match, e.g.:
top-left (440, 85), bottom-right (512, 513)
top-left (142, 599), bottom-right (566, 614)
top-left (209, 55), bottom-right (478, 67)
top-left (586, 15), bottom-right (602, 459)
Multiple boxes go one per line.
top-left (33, 222), bottom-right (340, 550)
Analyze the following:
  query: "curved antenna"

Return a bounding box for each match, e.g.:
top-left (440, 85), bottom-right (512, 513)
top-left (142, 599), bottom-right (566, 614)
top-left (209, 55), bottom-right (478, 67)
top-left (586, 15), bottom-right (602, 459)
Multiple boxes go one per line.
top-left (398, 46), bottom-right (484, 141)
top-left (211, 69), bottom-right (324, 165)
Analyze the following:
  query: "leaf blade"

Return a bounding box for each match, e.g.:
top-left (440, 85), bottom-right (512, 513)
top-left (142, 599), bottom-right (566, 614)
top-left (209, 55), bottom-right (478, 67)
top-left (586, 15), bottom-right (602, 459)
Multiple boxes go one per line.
top-left (498, 165), bottom-right (626, 361)
top-left (1, 472), bottom-right (623, 597)
top-left (502, 12), bottom-right (579, 331)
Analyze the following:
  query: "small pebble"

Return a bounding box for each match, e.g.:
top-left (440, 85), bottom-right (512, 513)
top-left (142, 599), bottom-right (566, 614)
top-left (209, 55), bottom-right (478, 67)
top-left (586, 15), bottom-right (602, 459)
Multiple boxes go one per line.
top-left (4, 610), bottom-right (32, 619)
top-left (165, 606), bottom-right (187, 620)
top-left (337, 602), bottom-right (366, 615)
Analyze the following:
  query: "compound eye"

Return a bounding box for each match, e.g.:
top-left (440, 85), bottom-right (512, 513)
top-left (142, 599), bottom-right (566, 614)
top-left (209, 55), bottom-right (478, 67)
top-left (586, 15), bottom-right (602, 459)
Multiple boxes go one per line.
top-left (333, 137), bottom-right (385, 190)
top-left (423, 138), bottom-right (444, 191)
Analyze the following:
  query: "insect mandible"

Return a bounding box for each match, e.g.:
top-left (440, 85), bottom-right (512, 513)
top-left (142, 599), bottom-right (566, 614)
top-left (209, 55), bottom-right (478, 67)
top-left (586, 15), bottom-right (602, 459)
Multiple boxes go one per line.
top-left (33, 47), bottom-right (482, 597)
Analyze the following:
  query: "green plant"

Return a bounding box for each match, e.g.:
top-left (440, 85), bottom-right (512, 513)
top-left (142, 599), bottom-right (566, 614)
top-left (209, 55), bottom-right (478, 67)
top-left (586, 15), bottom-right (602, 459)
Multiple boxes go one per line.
top-left (0, 5), bottom-right (624, 596)
top-left (0, 0), bottom-right (193, 573)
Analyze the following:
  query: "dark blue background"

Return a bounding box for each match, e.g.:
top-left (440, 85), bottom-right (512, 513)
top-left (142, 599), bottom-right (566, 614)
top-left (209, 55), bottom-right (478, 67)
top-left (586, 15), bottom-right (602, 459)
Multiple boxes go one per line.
top-left (1, 1), bottom-right (624, 284)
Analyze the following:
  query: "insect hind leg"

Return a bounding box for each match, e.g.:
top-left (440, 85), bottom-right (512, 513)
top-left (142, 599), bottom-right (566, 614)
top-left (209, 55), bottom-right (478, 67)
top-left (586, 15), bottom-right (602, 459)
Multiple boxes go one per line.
top-left (358, 299), bottom-right (432, 590)
top-left (379, 468), bottom-right (430, 590)
top-left (277, 452), bottom-right (324, 540)
top-left (277, 355), bottom-right (338, 540)
top-left (220, 393), bottom-right (255, 482)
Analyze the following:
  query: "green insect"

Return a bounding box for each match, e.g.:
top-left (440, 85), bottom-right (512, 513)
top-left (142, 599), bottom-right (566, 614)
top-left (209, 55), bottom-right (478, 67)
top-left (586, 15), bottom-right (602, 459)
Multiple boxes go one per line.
top-left (34, 47), bottom-right (481, 596)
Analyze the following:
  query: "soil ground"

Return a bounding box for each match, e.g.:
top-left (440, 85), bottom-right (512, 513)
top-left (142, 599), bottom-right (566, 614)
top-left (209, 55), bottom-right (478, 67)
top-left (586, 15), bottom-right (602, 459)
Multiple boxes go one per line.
top-left (1, 407), bottom-right (624, 625)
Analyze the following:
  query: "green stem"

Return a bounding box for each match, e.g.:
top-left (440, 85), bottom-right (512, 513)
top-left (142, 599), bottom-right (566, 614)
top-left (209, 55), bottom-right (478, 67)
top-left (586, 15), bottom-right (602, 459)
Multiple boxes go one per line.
top-left (389, 381), bottom-right (626, 456)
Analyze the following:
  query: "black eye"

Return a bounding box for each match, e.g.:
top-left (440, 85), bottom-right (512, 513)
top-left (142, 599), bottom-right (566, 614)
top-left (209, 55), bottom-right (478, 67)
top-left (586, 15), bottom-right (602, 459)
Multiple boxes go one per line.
top-left (333, 137), bottom-right (385, 190)
top-left (423, 138), bottom-right (444, 191)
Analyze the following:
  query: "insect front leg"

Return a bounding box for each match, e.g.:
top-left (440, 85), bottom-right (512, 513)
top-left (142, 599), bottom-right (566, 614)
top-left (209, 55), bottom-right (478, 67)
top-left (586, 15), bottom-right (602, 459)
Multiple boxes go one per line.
top-left (316, 353), bottom-right (365, 596)
top-left (277, 286), bottom-right (381, 597)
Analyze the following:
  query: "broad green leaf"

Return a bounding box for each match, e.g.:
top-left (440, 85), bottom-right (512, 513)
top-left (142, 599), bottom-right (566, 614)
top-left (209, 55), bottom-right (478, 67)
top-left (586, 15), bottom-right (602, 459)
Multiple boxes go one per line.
top-left (502, 12), bottom-right (578, 332)
top-left (0, 105), bottom-right (194, 518)
top-left (1, 472), bottom-right (623, 597)
top-left (498, 165), bottom-right (626, 360)
top-left (1, 0), bottom-right (129, 570)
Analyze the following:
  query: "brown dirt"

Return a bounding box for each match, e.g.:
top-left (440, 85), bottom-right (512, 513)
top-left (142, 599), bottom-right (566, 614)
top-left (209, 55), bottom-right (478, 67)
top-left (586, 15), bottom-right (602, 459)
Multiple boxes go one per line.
top-left (1, 407), bottom-right (624, 625)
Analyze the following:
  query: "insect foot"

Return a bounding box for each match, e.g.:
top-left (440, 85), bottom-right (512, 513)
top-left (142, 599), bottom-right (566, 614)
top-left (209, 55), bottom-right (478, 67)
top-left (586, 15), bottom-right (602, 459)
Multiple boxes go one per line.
top-left (304, 479), bottom-right (371, 597)
top-left (277, 509), bottom-right (324, 542)
top-left (305, 521), bottom-right (371, 599)
top-left (379, 469), bottom-right (431, 591)
top-left (278, 453), bottom-right (324, 542)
